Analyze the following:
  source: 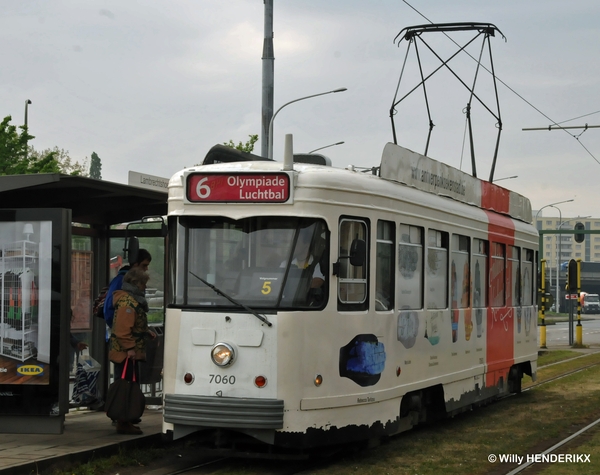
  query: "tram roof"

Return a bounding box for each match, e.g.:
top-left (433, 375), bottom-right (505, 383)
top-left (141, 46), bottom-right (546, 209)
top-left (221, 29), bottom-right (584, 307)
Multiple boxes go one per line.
top-left (173, 144), bottom-right (532, 224)
top-left (0, 173), bottom-right (167, 225)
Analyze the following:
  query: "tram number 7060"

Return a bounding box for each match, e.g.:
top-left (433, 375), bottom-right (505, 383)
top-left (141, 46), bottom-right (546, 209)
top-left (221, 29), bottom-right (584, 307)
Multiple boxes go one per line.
top-left (209, 374), bottom-right (236, 384)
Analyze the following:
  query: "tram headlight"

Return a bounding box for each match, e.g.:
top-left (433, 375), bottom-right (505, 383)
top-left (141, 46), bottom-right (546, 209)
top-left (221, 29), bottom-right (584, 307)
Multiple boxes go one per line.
top-left (210, 342), bottom-right (236, 367)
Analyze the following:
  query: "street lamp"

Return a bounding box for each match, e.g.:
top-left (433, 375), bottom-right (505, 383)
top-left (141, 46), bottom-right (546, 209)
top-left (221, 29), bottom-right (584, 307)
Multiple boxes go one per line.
top-left (268, 87), bottom-right (347, 159)
top-left (535, 199), bottom-right (574, 313)
top-left (308, 141), bottom-right (344, 154)
top-left (24, 99), bottom-right (32, 157)
top-left (24, 99), bottom-right (32, 129)
top-left (534, 199), bottom-right (574, 224)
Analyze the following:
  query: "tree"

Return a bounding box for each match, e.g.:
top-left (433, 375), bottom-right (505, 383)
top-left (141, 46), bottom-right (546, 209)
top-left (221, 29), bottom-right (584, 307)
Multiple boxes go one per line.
top-left (28, 146), bottom-right (89, 176)
top-left (223, 134), bottom-right (259, 153)
top-left (0, 116), bottom-right (60, 174)
top-left (89, 152), bottom-right (102, 179)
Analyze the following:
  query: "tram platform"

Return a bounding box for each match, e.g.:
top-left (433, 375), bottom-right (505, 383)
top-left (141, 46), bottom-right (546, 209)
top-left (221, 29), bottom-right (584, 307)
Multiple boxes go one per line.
top-left (0, 406), bottom-right (163, 475)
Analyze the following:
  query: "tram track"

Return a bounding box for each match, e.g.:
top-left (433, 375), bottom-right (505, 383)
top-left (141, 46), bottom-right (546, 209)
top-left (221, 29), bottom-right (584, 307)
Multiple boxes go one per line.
top-left (501, 416), bottom-right (600, 475)
top-left (104, 353), bottom-right (600, 475)
top-left (494, 355), bottom-right (600, 475)
top-left (524, 360), bottom-right (600, 391)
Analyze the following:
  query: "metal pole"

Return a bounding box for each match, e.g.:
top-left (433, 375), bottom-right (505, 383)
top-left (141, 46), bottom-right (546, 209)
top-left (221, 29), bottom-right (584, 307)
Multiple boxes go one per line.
top-left (556, 206), bottom-right (562, 315)
top-left (523, 124), bottom-right (600, 131)
top-left (268, 88), bottom-right (347, 159)
top-left (24, 99), bottom-right (32, 157)
top-left (555, 215), bottom-right (591, 314)
top-left (576, 259), bottom-right (583, 346)
top-left (534, 199), bottom-right (574, 269)
top-left (261, 0), bottom-right (274, 158)
top-left (539, 259), bottom-right (547, 348)
top-left (24, 99), bottom-right (32, 128)
top-left (569, 291), bottom-right (574, 345)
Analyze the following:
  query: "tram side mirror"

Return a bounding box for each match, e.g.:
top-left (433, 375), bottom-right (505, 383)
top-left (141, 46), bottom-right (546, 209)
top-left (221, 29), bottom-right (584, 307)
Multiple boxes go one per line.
top-left (349, 238), bottom-right (366, 267)
top-left (126, 236), bottom-right (139, 265)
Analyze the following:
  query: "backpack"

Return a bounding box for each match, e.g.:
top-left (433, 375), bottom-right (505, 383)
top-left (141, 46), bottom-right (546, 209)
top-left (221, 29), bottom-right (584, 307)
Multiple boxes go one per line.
top-left (93, 287), bottom-right (109, 319)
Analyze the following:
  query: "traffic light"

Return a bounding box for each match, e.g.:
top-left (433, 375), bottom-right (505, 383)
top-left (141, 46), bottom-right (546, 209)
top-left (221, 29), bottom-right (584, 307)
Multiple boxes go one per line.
top-left (574, 222), bottom-right (585, 243)
top-left (567, 259), bottom-right (578, 291)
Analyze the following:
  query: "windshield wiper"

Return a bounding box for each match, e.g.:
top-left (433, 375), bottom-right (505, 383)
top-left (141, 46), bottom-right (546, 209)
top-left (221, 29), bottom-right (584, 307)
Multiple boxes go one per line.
top-left (189, 271), bottom-right (272, 327)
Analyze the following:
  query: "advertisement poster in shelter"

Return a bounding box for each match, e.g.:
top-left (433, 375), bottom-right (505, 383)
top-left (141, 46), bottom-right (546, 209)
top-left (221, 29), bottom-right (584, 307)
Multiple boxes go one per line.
top-left (0, 220), bottom-right (52, 385)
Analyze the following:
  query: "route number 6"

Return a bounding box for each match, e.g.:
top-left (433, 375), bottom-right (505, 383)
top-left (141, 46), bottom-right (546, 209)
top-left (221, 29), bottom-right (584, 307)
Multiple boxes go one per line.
top-left (196, 177), bottom-right (211, 199)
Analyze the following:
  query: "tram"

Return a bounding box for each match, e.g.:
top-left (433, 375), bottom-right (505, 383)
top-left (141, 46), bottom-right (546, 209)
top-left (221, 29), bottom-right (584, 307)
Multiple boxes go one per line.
top-left (161, 140), bottom-right (538, 448)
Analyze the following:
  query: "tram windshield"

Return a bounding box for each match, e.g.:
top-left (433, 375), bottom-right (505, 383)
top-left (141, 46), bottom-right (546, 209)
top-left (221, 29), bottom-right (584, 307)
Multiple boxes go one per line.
top-left (170, 216), bottom-right (328, 310)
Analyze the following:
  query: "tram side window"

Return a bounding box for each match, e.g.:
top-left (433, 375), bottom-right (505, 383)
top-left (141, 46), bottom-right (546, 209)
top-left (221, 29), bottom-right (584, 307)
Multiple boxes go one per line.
top-left (473, 239), bottom-right (488, 309)
top-left (398, 224), bottom-right (423, 310)
top-left (508, 245), bottom-right (520, 306)
top-left (427, 229), bottom-right (448, 310)
top-left (376, 220), bottom-right (395, 311)
top-left (522, 249), bottom-right (534, 306)
top-left (490, 242), bottom-right (505, 307)
top-left (473, 238), bottom-right (488, 339)
top-left (451, 234), bottom-right (470, 309)
top-left (337, 218), bottom-right (368, 309)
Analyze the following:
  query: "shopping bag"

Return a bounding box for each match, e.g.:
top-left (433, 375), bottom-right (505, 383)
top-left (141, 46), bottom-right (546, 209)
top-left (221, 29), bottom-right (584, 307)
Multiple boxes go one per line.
top-left (78, 351), bottom-right (102, 372)
top-left (71, 353), bottom-right (101, 407)
top-left (105, 358), bottom-right (146, 422)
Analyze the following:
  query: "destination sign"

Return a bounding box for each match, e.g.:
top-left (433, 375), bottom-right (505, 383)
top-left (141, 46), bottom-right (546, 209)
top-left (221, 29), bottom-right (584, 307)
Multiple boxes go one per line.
top-left (186, 173), bottom-right (290, 203)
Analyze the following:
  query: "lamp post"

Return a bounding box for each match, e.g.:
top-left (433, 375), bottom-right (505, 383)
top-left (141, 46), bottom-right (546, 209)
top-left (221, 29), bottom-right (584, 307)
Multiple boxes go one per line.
top-left (535, 199), bottom-right (574, 313)
top-left (268, 87), bottom-right (347, 159)
top-left (557, 215), bottom-right (591, 307)
top-left (24, 99), bottom-right (32, 157)
top-left (308, 141), bottom-right (344, 154)
top-left (24, 99), bottom-right (32, 129)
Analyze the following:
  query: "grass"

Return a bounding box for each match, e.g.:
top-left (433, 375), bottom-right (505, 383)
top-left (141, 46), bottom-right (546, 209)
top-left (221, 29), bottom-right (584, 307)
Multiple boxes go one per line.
top-left (537, 349), bottom-right (583, 367)
top-left (523, 351), bottom-right (600, 389)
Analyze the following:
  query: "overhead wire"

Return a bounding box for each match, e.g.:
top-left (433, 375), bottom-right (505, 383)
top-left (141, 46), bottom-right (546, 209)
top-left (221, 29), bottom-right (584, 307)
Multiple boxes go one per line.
top-left (401, 0), bottom-right (600, 165)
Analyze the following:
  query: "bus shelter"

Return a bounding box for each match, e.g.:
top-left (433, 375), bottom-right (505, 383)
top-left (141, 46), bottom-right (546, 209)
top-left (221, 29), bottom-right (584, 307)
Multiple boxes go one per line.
top-left (0, 173), bottom-right (167, 434)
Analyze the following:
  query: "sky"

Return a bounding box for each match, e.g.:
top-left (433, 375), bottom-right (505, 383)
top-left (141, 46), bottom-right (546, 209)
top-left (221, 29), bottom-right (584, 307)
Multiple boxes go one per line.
top-left (2, 0), bottom-right (600, 220)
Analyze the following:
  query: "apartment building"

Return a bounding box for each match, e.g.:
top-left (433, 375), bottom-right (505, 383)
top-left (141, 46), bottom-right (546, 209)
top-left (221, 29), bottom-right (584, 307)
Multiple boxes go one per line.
top-left (534, 214), bottom-right (600, 267)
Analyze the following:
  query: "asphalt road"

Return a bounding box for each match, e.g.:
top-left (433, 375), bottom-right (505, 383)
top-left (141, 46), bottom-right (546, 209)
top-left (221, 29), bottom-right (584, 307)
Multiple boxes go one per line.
top-left (543, 316), bottom-right (600, 347)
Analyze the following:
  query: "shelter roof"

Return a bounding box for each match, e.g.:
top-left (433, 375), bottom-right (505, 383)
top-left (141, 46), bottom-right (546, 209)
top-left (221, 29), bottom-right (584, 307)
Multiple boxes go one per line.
top-left (0, 174), bottom-right (167, 225)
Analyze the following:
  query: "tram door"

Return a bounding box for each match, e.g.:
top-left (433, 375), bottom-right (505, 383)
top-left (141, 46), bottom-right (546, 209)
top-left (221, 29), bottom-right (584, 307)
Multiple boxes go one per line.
top-left (107, 219), bottom-right (166, 405)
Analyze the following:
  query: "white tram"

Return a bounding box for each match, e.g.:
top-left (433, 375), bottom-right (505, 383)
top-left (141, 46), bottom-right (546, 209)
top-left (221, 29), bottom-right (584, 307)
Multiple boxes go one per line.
top-left (162, 142), bottom-right (538, 448)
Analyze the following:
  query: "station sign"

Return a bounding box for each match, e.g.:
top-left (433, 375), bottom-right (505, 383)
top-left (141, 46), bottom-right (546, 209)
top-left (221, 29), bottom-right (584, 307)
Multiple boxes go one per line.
top-left (186, 172), bottom-right (291, 203)
top-left (128, 171), bottom-right (169, 193)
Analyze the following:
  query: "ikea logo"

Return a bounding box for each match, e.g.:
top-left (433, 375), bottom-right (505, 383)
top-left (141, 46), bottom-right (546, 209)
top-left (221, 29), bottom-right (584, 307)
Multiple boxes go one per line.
top-left (17, 365), bottom-right (44, 376)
